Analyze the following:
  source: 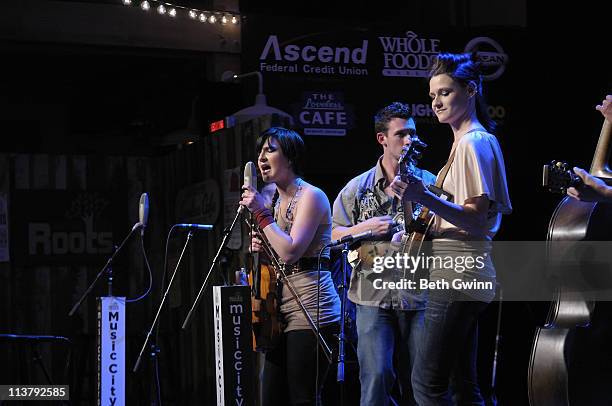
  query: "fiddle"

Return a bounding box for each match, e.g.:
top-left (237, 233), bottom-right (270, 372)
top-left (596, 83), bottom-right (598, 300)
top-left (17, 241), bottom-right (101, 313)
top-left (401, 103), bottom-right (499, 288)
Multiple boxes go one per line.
top-left (248, 258), bottom-right (282, 352)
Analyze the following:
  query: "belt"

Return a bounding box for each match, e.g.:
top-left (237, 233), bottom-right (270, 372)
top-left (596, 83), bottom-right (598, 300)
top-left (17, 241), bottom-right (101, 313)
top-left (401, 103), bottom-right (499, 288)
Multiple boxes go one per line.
top-left (284, 257), bottom-right (330, 276)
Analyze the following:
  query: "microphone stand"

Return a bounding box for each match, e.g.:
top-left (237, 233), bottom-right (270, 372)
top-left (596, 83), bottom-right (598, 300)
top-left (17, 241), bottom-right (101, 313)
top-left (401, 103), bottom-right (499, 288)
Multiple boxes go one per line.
top-left (133, 229), bottom-right (194, 373)
top-left (68, 224), bottom-right (141, 317)
top-left (336, 241), bottom-right (349, 405)
top-left (181, 206), bottom-right (243, 329)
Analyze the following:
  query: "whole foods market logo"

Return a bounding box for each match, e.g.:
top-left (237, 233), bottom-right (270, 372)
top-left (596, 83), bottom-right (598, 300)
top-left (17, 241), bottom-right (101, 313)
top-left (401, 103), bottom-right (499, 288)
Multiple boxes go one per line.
top-left (379, 31), bottom-right (441, 77)
top-left (464, 37), bottom-right (508, 80)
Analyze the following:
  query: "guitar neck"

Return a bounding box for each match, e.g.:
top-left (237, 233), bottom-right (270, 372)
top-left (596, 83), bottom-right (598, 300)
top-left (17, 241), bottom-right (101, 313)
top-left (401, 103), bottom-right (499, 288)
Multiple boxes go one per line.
top-left (590, 119), bottom-right (612, 179)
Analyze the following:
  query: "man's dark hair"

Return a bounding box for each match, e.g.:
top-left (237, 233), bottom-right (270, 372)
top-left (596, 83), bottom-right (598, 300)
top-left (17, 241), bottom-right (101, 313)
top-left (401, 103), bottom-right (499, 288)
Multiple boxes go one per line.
top-left (256, 127), bottom-right (306, 176)
top-left (374, 102), bottom-right (412, 134)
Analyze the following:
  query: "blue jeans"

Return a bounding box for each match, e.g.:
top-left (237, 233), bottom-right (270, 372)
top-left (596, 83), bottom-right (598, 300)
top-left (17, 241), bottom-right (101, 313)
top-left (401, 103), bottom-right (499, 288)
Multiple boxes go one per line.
top-left (356, 304), bottom-right (424, 406)
top-left (411, 289), bottom-right (488, 406)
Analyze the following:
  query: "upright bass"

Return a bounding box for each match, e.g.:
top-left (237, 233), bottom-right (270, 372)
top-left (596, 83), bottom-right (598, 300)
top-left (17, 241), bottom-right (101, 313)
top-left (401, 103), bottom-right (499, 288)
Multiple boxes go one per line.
top-left (528, 118), bottom-right (612, 405)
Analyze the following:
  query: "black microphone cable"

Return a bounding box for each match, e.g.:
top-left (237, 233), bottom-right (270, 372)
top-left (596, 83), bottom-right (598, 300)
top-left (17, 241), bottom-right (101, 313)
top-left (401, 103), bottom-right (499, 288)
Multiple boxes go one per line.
top-left (125, 231), bottom-right (154, 303)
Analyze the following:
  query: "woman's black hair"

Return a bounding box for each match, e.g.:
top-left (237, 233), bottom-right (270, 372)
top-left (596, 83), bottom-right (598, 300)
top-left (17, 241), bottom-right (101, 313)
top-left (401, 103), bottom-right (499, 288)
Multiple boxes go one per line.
top-left (429, 52), bottom-right (496, 133)
top-left (256, 127), bottom-right (306, 176)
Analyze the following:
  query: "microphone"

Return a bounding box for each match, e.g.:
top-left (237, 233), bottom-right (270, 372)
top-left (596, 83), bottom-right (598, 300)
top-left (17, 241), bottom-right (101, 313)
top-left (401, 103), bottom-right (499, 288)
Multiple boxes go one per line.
top-left (139, 192), bottom-right (149, 235)
top-left (175, 223), bottom-right (214, 231)
top-left (244, 161), bottom-right (257, 190)
top-left (327, 230), bottom-right (373, 247)
top-left (239, 161), bottom-right (257, 214)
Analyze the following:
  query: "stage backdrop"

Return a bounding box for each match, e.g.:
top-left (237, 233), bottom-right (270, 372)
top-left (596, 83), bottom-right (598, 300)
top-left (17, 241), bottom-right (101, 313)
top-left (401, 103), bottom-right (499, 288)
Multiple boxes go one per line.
top-left (0, 114), bottom-right (290, 405)
top-left (240, 16), bottom-right (540, 241)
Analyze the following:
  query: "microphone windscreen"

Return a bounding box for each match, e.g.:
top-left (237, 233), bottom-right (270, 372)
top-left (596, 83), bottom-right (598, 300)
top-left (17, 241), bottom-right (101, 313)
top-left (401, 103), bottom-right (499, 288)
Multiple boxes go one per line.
top-left (139, 193), bottom-right (149, 228)
top-left (244, 161), bottom-right (257, 190)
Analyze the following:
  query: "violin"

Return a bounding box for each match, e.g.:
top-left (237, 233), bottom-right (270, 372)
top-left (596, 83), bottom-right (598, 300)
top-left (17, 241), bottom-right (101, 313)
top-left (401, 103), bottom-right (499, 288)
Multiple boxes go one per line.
top-left (248, 260), bottom-right (282, 352)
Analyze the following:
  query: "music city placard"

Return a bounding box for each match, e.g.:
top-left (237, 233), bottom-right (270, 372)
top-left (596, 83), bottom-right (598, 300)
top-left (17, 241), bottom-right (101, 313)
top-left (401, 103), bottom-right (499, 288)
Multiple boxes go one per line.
top-left (98, 297), bottom-right (125, 406)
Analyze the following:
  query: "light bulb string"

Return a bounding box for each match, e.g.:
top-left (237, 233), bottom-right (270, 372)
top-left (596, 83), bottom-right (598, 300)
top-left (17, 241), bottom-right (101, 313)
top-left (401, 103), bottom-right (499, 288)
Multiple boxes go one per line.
top-left (124, 0), bottom-right (240, 24)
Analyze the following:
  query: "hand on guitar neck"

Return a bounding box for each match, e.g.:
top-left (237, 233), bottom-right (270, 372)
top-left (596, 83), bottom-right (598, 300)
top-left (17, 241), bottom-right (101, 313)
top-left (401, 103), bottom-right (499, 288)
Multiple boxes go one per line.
top-left (567, 167), bottom-right (612, 203)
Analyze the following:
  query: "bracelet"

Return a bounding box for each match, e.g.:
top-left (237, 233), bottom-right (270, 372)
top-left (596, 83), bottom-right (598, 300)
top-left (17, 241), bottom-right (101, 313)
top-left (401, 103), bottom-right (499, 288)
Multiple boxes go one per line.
top-left (254, 207), bottom-right (274, 229)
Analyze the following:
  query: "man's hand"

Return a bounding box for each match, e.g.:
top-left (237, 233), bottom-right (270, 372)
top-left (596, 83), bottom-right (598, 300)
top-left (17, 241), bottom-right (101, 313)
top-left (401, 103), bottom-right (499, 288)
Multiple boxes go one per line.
top-left (360, 215), bottom-right (395, 237)
top-left (567, 167), bottom-right (612, 202)
top-left (596, 94), bottom-right (612, 122)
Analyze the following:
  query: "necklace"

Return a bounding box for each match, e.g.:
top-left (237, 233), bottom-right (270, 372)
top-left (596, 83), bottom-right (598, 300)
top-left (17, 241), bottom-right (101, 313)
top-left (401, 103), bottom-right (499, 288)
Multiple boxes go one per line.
top-left (275, 178), bottom-right (303, 232)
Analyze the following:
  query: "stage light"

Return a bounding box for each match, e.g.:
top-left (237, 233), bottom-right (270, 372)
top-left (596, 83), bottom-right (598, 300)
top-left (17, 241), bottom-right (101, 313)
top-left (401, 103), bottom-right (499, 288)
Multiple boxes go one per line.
top-left (168, 8), bottom-right (176, 17)
top-left (188, 10), bottom-right (197, 19)
top-left (209, 14), bottom-right (217, 23)
top-left (199, 13), bottom-right (207, 22)
top-left (140, 1), bottom-right (150, 11)
top-left (157, 4), bottom-right (166, 14)
top-left (231, 16), bottom-right (238, 24)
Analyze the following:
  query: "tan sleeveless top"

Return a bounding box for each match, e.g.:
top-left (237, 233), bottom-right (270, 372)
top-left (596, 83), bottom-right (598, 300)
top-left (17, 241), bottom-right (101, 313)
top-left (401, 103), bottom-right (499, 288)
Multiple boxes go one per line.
top-left (273, 180), bottom-right (340, 332)
top-left (274, 180), bottom-right (332, 260)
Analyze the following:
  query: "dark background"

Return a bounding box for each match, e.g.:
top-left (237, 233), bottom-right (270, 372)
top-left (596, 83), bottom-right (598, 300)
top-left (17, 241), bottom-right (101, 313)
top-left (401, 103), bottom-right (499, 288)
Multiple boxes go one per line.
top-left (0, 0), bottom-right (611, 405)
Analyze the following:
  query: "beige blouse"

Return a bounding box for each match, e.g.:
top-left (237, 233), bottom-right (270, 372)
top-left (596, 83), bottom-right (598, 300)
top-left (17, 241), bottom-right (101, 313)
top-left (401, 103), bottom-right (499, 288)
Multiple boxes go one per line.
top-left (432, 130), bottom-right (512, 241)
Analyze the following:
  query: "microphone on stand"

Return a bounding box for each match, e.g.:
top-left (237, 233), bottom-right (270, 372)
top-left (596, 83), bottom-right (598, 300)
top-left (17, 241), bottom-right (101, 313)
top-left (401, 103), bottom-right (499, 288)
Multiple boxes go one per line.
top-left (174, 223), bottom-right (214, 231)
top-left (327, 230), bottom-right (373, 247)
top-left (139, 193), bottom-right (149, 236)
top-left (180, 162), bottom-right (258, 329)
top-left (243, 161), bottom-right (260, 288)
top-left (239, 161), bottom-right (258, 214)
top-left (244, 161), bottom-right (257, 190)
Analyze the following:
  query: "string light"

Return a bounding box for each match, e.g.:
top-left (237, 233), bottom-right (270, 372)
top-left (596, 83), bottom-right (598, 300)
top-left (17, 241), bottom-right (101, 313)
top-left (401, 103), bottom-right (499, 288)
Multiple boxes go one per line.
top-left (121, 1), bottom-right (239, 25)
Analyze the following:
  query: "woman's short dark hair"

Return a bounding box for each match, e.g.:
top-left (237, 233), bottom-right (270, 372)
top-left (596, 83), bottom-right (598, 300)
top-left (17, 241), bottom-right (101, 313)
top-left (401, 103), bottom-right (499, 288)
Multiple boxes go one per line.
top-left (256, 127), bottom-right (306, 176)
top-left (429, 52), bottom-right (496, 133)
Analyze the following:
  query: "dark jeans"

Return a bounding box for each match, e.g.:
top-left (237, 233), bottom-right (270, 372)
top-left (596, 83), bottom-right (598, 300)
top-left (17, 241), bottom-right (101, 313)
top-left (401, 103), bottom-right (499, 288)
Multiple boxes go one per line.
top-left (356, 304), bottom-right (424, 406)
top-left (412, 289), bottom-right (488, 406)
top-left (262, 324), bottom-right (337, 406)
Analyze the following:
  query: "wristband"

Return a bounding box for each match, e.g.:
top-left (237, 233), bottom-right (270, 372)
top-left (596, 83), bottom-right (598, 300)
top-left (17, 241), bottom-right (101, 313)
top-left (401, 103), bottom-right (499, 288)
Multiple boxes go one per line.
top-left (254, 207), bottom-right (274, 229)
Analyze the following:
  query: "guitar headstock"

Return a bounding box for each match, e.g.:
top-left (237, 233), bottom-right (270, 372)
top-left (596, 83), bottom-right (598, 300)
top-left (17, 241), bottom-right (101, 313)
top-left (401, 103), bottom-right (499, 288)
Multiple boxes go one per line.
top-left (542, 160), bottom-right (582, 193)
top-left (398, 135), bottom-right (427, 182)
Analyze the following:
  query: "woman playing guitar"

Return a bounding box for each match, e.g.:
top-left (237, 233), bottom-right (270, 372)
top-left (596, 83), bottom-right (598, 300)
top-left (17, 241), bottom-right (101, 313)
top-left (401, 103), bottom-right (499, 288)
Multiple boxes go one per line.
top-left (395, 53), bottom-right (512, 405)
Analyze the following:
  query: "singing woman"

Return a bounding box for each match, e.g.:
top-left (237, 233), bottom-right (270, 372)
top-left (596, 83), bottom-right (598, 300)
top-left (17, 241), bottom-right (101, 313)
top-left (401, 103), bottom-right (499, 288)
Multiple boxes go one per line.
top-left (239, 127), bottom-right (340, 406)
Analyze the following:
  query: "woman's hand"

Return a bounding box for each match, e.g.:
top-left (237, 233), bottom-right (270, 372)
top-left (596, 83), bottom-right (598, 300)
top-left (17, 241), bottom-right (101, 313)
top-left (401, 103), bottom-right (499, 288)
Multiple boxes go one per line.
top-left (394, 175), bottom-right (428, 203)
top-left (248, 234), bottom-right (263, 253)
top-left (239, 185), bottom-right (267, 213)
